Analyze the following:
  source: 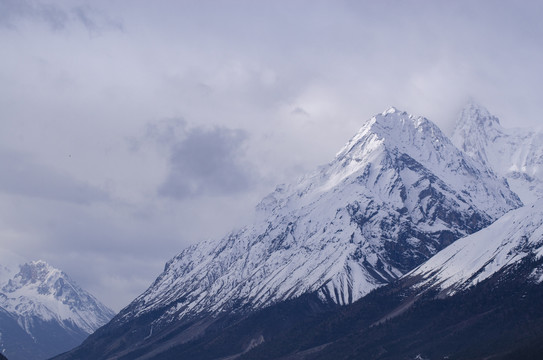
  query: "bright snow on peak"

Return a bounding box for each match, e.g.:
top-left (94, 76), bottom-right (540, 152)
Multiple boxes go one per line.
top-left (337, 108), bottom-right (440, 161)
top-left (383, 106), bottom-right (399, 115)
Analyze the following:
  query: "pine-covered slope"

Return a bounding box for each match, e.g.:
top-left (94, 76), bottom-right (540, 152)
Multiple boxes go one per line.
top-left (452, 102), bottom-right (543, 203)
top-left (56, 107), bottom-right (521, 360)
top-left (0, 260), bottom-right (115, 360)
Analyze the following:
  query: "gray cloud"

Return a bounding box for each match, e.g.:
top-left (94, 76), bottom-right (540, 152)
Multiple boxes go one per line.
top-left (144, 118), bottom-right (187, 147)
top-left (0, 0), bottom-right (68, 30)
top-left (0, 147), bottom-right (108, 204)
top-left (127, 118), bottom-right (187, 152)
top-left (157, 125), bottom-right (254, 199)
top-left (0, 0), bottom-right (122, 32)
top-left (291, 107), bottom-right (310, 117)
top-left (71, 5), bottom-right (123, 33)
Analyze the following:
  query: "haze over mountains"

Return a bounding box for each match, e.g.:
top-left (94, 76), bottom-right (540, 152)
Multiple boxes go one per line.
top-left (47, 103), bottom-right (543, 360)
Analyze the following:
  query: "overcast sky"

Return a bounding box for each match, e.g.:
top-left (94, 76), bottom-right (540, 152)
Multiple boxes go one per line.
top-left (1, 0), bottom-right (543, 311)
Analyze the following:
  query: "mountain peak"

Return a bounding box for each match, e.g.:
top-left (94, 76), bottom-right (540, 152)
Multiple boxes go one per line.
top-left (1, 259), bottom-right (115, 328)
top-left (451, 102), bottom-right (504, 167)
top-left (457, 101), bottom-right (501, 129)
top-left (0, 258), bottom-right (116, 359)
top-left (20, 260), bottom-right (58, 281)
top-left (3, 260), bottom-right (62, 293)
top-left (382, 106), bottom-right (399, 115)
top-left (336, 108), bottom-right (448, 174)
top-left (371, 107), bottom-right (435, 135)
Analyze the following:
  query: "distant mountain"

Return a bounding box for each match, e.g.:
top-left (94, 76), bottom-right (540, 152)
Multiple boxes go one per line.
top-left (452, 102), bottom-right (543, 203)
top-left (55, 107), bottom-right (521, 360)
top-left (0, 260), bottom-right (115, 360)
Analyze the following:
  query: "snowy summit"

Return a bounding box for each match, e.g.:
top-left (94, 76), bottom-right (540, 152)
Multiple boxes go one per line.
top-left (0, 260), bottom-right (115, 360)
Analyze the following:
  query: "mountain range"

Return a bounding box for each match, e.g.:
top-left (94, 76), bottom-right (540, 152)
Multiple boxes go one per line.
top-left (119, 107), bottom-right (519, 324)
top-left (50, 103), bottom-right (543, 360)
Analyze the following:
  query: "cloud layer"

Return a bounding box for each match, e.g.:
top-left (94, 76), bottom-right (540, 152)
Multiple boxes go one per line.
top-left (0, 147), bottom-right (108, 204)
top-left (1, 0), bottom-right (543, 310)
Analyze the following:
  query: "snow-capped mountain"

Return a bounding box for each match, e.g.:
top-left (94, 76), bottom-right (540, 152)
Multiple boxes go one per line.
top-left (0, 259), bottom-right (115, 360)
top-left (113, 108), bottom-right (519, 331)
top-left (452, 102), bottom-right (543, 203)
top-left (55, 105), bottom-right (542, 360)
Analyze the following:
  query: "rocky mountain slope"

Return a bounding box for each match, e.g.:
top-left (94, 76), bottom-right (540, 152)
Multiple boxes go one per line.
top-left (54, 107), bottom-right (521, 360)
top-left (0, 260), bottom-right (115, 360)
